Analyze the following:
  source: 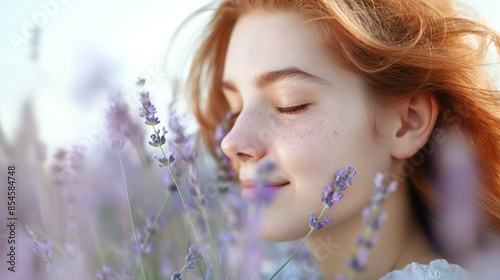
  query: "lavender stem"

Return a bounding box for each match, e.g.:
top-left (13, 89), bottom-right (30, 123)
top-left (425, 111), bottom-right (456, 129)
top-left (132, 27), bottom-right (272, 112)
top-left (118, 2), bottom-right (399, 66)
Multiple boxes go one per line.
top-left (117, 152), bottom-right (147, 280)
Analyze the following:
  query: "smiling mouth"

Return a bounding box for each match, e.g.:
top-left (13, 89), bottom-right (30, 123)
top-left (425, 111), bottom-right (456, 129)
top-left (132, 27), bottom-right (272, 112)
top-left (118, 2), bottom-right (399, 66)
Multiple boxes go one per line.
top-left (240, 180), bottom-right (289, 199)
top-left (241, 181), bottom-right (289, 189)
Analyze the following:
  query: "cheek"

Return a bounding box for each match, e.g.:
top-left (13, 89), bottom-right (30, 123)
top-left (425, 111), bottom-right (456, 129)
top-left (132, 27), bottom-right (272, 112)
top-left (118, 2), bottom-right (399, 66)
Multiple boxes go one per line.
top-left (273, 112), bottom-right (385, 196)
top-left (273, 119), bottom-right (344, 200)
top-left (276, 118), bottom-right (348, 173)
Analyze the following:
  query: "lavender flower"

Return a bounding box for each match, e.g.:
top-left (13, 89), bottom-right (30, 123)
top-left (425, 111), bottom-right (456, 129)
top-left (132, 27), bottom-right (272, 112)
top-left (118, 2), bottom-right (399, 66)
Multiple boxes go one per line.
top-left (169, 116), bottom-right (189, 145)
top-left (321, 166), bottom-right (356, 208)
top-left (185, 244), bottom-right (203, 269)
top-left (321, 185), bottom-right (343, 209)
top-left (168, 116), bottom-right (195, 164)
top-left (95, 265), bottom-right (113, 280)
top-left (170, 272), bottom-right (181, 280)
top-left (136, 77), bottom-right (145, 87)
top-left (104, 94), bottom-right (147, 164)
top-left (308, 166), bottom-right (356, 231)
top-left (170, 244), bottom-right (203, 279)
top-left (346, 172), bottom-right (397, 277)
top-left (137, 78), bottom-right (179, 169)
top-left (95, 265), bottom-right (133, 280)
top-left (169, 135), bottom-right (195, 163)
top-left (333, 166), bottom-right (357, 191)
top-left (25, 225), bottom-right (55, 273)
top-left (106, 98), bottom-right (132, 150)
top-left (134, 213), bottom-right (162, 256)
top-left (309, 212), bottom-right (334, 230)
top-left (347, 249), bottom-right (368, 273)
top-left (139, 91), bottom-right (160, 126)
top-left (149, 127), bottom-right (168, 147)
top-left (271, 167), bottom-right (356, 280)
top-left (51, 148), bottom-right (74, 188)
top-left (214, 112), bottom-right (236, 185)
top-left (152, 151), bottom-right (175, 167)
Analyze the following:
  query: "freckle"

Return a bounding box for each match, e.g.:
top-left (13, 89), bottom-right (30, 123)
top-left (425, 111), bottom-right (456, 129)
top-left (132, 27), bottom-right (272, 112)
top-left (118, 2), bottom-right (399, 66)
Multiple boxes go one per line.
top-left (334, 130), bottom-right (338, 135)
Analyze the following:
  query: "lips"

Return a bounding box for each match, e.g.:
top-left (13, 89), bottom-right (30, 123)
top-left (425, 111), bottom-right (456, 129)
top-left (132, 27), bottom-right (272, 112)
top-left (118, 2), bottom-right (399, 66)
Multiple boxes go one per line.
top-left (240, 179), bottom-right (289, 189)
top-left (240, 179), bottom-right (289, 199)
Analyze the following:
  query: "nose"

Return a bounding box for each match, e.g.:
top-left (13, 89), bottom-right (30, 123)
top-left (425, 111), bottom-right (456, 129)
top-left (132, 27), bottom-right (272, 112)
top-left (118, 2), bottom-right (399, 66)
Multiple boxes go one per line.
top-left (220, 110), bottom-right (266, 164)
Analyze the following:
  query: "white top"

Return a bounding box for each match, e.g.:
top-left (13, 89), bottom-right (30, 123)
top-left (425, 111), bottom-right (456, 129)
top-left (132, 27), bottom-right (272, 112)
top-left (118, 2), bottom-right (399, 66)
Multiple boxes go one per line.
top-left (380, 259), bottom-right (470, 280)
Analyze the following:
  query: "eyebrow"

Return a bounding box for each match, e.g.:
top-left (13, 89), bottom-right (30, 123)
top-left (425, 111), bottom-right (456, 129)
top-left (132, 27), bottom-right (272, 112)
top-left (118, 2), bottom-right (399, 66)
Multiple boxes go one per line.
top-left (222, 67), bottom-right (331, 92)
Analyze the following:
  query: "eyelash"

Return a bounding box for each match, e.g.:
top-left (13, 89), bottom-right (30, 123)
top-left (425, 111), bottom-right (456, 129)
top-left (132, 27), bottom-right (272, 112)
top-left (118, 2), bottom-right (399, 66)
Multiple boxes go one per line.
top-left (228, 104), bottom-right (309, 123)
top-left (274, 104), bottom-right (309, 114)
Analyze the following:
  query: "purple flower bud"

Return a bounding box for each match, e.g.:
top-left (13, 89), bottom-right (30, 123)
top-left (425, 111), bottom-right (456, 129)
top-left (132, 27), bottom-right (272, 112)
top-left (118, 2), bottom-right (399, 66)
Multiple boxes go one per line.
top-left (309, 212), bottom-right (333, 230)
top-left (333, 166), bottom-right (357, 190)
top-left (148, 127), bottom-right (167, 147)
top-left (136, 77), bottom-right (146, 87)
top-left (214, 124), bottom-right (225, 143)
top-left (321, 168), bottom-right (351, 208)
top-left (214, 112), bottom-right (237, 182)
top-left (26, 225), bottom-right (55, 273)
top-left (348, 172), bottom-right (397, 277)
top-left (168, 116), bottom-right (188, 145)
top-left (373, 212), bottom-right (388, 230)
top-left (362, 206), bottom-right (371, 225)
top-left (369, 233), bottom-right (379, 247)
top-left (374, 172), bottom-right (384, 186)
top-left (139, 91), bottom-right (161, 126)
top-left (106, 99), bottom-right (132, 150)
top-left (347, 256), bottom-right (365, 273)
top-left (358, 248), bottom-right (369, 265)
top-left (170, 272), bottom-right (181, 280)
top-left (356, 233), bottom-right (364, 245)
top-left (387, 181), bottom-right (398, 192)
top-left (185, 244), bottom-right (202, 270)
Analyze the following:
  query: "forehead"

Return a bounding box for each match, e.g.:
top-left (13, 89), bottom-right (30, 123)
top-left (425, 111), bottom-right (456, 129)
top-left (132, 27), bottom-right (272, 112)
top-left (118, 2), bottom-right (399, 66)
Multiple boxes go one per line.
top-left (223, 11), bottom-right (331, 82)
top-left (223, 11), bottom-right (367, 99)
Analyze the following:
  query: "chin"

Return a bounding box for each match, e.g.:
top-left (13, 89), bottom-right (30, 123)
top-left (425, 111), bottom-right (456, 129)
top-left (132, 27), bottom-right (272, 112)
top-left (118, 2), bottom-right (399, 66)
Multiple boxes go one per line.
top-left (256, 217), bottom-right (309, 242)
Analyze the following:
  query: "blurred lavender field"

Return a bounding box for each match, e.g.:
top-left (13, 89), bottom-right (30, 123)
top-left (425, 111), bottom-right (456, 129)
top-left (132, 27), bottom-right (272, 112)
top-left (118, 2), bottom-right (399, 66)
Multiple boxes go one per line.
top-left (0, 1), bottom-right (322, 279)
top-left (1, 1), bottom-right (500, 280)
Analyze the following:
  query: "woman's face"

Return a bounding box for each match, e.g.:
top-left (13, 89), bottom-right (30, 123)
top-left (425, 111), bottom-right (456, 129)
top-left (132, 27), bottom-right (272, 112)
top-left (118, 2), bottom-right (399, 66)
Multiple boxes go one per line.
top-left (221, 11), bottom-right (395, 241)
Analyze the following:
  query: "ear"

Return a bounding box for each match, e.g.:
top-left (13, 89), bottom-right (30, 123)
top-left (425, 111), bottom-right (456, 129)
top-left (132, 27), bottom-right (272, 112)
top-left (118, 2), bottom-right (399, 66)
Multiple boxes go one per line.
top-left (390, 94), bottom-right (439, 159)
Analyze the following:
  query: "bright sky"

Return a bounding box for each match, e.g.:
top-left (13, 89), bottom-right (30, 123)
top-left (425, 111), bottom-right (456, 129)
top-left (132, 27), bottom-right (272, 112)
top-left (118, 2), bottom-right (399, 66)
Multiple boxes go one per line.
top-left (0, 0), bottom-right (499, 153)
top-left (0, 0), bottom-right (210, 152)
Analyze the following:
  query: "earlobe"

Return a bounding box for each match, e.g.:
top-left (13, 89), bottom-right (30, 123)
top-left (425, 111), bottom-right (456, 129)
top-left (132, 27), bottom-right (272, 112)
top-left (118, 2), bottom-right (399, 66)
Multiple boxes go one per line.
top-left (391, 94), bottom-right (439, 159)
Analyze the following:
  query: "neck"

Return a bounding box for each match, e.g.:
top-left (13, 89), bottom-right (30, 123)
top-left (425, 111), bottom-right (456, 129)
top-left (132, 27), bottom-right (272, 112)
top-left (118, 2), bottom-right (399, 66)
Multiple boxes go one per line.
top-left (306, 184), bottom-right (440, 279)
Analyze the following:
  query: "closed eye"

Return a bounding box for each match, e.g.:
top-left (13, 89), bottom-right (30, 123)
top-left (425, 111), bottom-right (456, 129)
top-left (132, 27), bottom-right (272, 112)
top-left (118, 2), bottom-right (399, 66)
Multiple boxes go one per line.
top-left (274, 104), bottom-right (309, 114)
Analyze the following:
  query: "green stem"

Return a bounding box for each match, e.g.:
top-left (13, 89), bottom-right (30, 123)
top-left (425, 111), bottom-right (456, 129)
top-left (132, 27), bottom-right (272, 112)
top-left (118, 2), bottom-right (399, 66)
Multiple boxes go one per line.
top-left (152, 124), bottom-right (188, 208)
top-left (270, 206), bottom-right (328, 280)
top-left (151, 125), bottom-right (213, 279)
top-left (165, 163), bottom-right (212, 278)
top-left (200, 204), bottom-right (221, 273)
top-left (142, 192), bottom-right (170, 249)
top-left (179, 264), bottom-right (187, 278)
top-left (270, 229), bottom-right (315, 280)
top-left (191, 167), bottom-right (222, 279)
top-left (165, 159), bottom-right (213, 278)
top-left (165, 163), bottom-right (187, 207)
top-left (118, 152), bottom-right (146, 280)
top-left (132, 191), bottom-right (171, 278)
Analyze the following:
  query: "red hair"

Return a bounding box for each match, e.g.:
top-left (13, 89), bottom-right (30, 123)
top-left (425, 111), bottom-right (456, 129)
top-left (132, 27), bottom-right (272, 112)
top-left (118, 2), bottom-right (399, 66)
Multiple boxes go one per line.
top-left (177, 0), bottom-right (500, 237)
